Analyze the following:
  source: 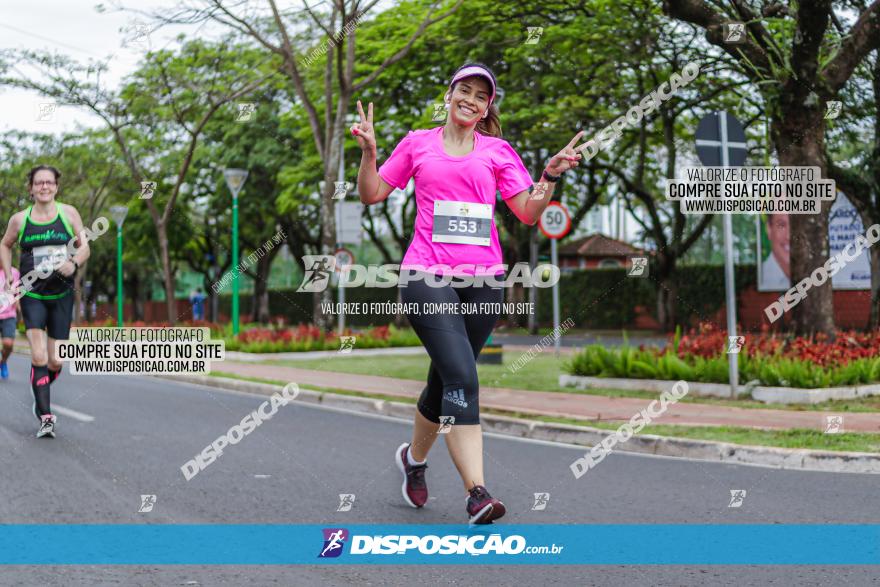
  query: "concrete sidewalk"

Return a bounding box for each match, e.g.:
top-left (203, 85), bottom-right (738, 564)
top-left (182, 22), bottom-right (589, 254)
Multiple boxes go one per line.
top-left (210, 360), bottom-right (880, 434)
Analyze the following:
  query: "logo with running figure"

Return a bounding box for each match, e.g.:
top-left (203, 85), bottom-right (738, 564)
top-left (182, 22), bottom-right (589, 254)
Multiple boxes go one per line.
top-left (825, 101), bottom-right (842, 120)
top-left (627, 255), bottom-right (648, 278)
top-left (524, 27), bottom-right (544, 45)
top-left (727, 336), bottom-right (745, 354)
top-left (824, 415), bottom-right (844, 434)
top-left (297, 255), bottom-right (336, 292)
top-left (333, 181), bottom-right (351, 200)
top-left (728, 489), bottom-right (747, 508)
top-left (338, 336), bottom-right (356, 354)
top-left (336, 494), bottom-right (355, 512)
top-left (36, 102), bottom-right (57, 122)
top-left (438, 416), bottom-right (455, 434)
top-left (236, 102), bottom-right (256, 122)
top-left (723, 22), bottom-right (746, 44)
top-left (318, 528), bottom-right (349, 558)
top-left (140, 181), bottom-right (156, 200)
top-left (530, 182), bottom-right (550, 201)
top-left (531, 492), bottom-right (550, 511)
top-left (138, 494), bottom-right (156, 513)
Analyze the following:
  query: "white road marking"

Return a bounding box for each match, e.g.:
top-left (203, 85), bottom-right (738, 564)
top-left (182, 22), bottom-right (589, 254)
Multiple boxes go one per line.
top-left (52, 404), bottom-right (95, 422)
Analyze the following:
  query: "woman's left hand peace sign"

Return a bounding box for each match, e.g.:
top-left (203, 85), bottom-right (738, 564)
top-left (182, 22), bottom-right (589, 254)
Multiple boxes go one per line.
top-left (545, 131), bottom-right (587, 176)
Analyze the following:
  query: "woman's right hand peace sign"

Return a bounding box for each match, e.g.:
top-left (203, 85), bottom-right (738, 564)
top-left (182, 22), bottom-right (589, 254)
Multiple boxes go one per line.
top-left (351, 100), bottom-right (376, 154)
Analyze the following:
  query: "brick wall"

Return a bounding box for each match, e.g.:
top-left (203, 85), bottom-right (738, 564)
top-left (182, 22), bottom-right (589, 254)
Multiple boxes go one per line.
top-left (92, 288), bottom-right (875, 332)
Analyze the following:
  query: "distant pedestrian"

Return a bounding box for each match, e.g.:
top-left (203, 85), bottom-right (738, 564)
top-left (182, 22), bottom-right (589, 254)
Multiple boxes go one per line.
top-left (190, 288), bottom-right (206, 321)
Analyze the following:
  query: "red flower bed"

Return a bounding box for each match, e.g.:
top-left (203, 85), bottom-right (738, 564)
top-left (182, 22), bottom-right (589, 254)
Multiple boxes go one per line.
top-left (235, 323), bottom-right (391, 344)
top-left (671, 321), bottom-right (880, 368)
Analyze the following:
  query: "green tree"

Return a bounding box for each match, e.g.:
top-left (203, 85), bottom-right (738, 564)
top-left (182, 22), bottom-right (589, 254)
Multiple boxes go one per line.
top-left (661, 0), bottom-right (880, 335)
top-left (1, 39), bottom-right (268, 322)
top-left (151, 0), bottom-right (465, 327)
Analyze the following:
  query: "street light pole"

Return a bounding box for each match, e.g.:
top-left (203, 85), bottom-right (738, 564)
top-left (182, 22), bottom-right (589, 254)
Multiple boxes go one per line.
top-left (109, 206), bottom-right (129, 328)
top-left (232, 194), bottom-right (239, 333)
top-left (224, 169), bottom-right (249, 336)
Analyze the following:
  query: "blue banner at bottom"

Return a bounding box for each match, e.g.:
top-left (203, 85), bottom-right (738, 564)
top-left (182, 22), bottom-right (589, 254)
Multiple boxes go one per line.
top-left (1, 524), bottom-right (877, 565)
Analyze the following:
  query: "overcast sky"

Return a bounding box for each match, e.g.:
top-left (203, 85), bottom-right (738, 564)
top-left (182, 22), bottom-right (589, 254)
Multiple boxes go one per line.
top-left (0, 0), bottom-right (200, 134)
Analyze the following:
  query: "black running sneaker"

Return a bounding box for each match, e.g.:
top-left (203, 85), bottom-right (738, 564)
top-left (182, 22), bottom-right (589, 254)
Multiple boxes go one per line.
top-left (395, 442), bottom-right (428, 508)
top-left (467, 485), bottom-right (506, 524)
top-left (37, 415), bottom-right (56, 439)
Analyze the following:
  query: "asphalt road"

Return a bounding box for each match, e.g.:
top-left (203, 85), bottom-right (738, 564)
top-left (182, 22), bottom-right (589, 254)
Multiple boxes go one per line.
top-left (0, 353), bottom-right (877, 586)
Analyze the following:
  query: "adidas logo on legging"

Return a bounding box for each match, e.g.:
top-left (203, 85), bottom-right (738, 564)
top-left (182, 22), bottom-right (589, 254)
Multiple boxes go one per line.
top-left (443, 388), bottom-right (468, 408)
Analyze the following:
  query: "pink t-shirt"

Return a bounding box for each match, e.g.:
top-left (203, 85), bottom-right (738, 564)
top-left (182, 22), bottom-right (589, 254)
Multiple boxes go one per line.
top-left (0, 268), bottom-right (20, 319)
top-left (378, 126), bottom-right (533, 276)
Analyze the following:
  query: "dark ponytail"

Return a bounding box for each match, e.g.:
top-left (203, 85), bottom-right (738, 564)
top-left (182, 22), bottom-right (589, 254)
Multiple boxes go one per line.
top-left (476, 102), bottom-right (502, 138)
top-left (449, 62), bottom-right (503, 138)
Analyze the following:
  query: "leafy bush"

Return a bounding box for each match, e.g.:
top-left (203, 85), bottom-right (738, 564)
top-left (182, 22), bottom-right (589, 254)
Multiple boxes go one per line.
top-left (566, 322), bottom-right (880, 388)
top-left (224, 324), bottom-right (420, 353)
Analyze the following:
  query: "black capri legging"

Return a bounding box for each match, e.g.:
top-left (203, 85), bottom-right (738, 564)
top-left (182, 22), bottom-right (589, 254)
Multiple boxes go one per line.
top-left (399, 270), bottom-right (504, 425)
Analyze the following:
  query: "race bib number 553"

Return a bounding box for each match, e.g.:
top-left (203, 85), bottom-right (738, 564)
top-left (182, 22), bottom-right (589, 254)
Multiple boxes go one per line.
top-left (431, 200), bottom-right (492, 246)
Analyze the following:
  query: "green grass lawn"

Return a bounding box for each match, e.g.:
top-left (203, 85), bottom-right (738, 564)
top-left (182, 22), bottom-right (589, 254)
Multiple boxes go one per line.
top-left (263, 353), bottom-right (880, 413)
top-left (494, 327), bottom-right (663, 338)
top-left (208, 371), bottom-right (880, 453)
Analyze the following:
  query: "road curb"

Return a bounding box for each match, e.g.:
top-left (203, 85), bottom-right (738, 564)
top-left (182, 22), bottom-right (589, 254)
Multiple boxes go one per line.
top-left (559, 374), bottom-right (880, 405)
top-left (155, 373), bottom-right (880, 475)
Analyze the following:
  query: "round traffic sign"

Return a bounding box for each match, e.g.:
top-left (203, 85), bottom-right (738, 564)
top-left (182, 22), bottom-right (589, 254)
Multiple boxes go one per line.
top-left (334, 247), bottom-right (355, 272)
top-left (539, 202), bottom-right (571, 239)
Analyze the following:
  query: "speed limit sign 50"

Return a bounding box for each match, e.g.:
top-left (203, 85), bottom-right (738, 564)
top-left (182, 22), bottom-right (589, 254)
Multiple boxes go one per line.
top-left (334, 247), bottom-right (355, 272)
top-left (538, 202), bottom-right (572, 239)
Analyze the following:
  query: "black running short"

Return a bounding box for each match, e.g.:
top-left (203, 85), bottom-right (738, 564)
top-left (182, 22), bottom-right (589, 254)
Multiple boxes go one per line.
top-left (21, 292), bottom-right (74, 339)
top-left (399, 270), bottom-right (504, 425)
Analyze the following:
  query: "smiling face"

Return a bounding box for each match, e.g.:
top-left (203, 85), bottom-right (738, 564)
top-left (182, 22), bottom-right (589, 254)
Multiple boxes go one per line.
top-left (446, 75), bottom-right (492, 126)
top-left (766, 214), bottom-right (790, 277)
top-left (29, 169), bottom-right (59, 204)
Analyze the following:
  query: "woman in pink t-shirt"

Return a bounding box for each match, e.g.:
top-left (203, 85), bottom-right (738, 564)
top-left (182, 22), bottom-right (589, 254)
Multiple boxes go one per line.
top-left (353, 62), bottom-right (585, 524)
top-left (0, 267), bottom-right (21, 379)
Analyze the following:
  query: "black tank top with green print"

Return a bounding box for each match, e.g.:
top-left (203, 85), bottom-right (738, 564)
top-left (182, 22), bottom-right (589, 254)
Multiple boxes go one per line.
top-left (18, 202), bottom-right (76, 298)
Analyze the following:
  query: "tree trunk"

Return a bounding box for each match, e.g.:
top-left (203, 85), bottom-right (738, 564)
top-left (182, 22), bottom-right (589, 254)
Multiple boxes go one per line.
top-left (85, 288), bottom-right (96, 322)
top-left (506, 283), bottom-right (525, 328)
top-left (135, 278), bottom-right (146, 321)
top-left (870, 246), bottom-right (880, 330)
top-left (129, 271), bottom-right (143, 322)
top-left (394, 287), bottom-right (406, 328)
top-left (251, 255), bottom-right (272, 324)
top-left (313, 112), bottom-right (344, 330)
top-left (528, 228), bottom-right (538, 335)
top-left (656, 270), bottom-right (677, 332)
top-left (156, 222), bottom-right (176, 324)
top-left (772, 109), bottom-right (834, 336)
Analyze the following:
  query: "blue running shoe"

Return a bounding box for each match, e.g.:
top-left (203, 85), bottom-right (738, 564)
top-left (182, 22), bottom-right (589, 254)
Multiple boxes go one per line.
top-left (0, 362), bottom-right (8, 379)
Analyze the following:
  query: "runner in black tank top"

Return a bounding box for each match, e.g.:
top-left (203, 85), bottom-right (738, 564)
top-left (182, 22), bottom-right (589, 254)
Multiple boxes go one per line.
top-left (19, 202), bottom-right (77, 298)
top-left (0, 166), bottom-right (91, 439)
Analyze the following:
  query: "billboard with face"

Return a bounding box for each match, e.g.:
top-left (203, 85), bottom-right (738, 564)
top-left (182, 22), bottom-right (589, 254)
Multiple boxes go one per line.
top-left (757, 192), bottom-right (871, 291)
